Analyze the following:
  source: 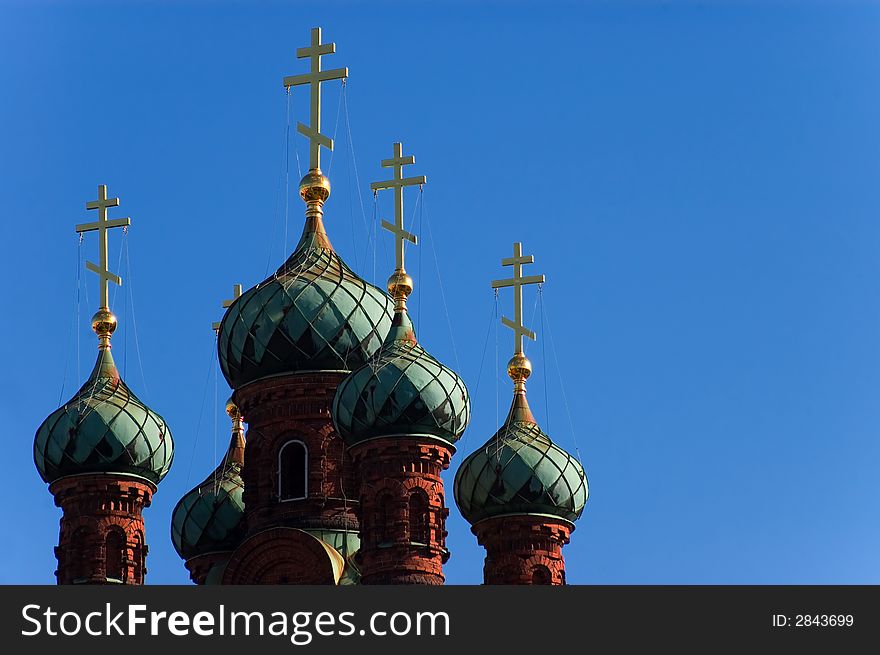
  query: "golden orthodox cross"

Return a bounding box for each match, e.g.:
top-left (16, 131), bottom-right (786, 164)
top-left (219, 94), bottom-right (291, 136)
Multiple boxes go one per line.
top-left (492, 242), bottom-right (545, 355)
top-left (283, 27), bottom-right (348, 171)
top-left (212, 284), bottom-right (242, 332)
top-left (75, 184), bottom-right (131, 309)
top-left (371, 142), bottom-right (426, 271)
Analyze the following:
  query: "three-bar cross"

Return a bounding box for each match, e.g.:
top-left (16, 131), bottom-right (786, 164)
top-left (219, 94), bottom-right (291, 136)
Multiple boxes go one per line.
top-left (371, 142), bottom-right (425, 271)
top-left (283, 27), bottom-right (348, 171)
top-left (75, 184), bottom-right (131, 309)
top-left (491, 242), bottom-right (545, 355)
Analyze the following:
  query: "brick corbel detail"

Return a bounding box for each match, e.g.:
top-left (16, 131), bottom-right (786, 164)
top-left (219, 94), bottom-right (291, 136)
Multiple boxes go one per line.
top-left (349, 437), bottom-right (453, 585)
top-left (472, 515), bottom-right (573, 585)
top-left (49, 474), bottom-right (154, 585)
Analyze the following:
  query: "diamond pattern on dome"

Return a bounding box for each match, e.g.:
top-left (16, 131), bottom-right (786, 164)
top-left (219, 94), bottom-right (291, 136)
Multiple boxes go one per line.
top-left (454, 399), bottom-right (587, 525)
top-left (34, 349), bottom-right (174, 485)
top-left (218, 221), bottom-right (394, 389)
top-left (171, 460), bottom-right (245, 561)
top-left (332, 309), bottom-right (470, 446)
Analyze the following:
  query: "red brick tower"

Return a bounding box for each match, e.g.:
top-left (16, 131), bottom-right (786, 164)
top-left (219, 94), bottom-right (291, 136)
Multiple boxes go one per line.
top-left (233, 369), bottom-right (356, 538)
top-left (49, 474), bottom-right (154, 585)
top-left (454, 242), bottom-right (588, 585)
top-left (34, 186), bottom-right (173, 585)
top-left (333, 296), bottom-right (468, 585)
top-left (222, 368), bottom-right (361, 584)
top-left (214, 30), bottom-right (395, 583)
top-left (456, 381), bottom-right (584, 585)
top-left (215, 169), bottom-right (393, 583)
top-left (332, 143), bottom-right (470, 584)
top-left (34, 308), bottom-right (174, 585)
top-left (344, 433), bottom-right (456, 585)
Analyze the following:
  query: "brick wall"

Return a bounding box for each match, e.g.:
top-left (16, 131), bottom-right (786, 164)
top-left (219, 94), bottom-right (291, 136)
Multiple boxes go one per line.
top-left (350, 437), bottom-right (453, 585)
top-left (234, 372), bottom-right (359, 536)
top-left (49, 474), bottom-right (154, 585)
top-left (472, 515), bottom-right (573, 585)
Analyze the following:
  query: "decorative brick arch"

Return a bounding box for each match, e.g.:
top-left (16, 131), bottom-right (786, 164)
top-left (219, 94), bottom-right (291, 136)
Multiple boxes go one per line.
top-left (529, 562), bottom-right (553, 585)
top-left (400, 477), bottom-right (435, 494)
top-left (407, 489), bottom-right (430, 544)
top-left (64, 525), bottom-right (93, 583)
top-left (103, 526), bottom-right (126, 582)
top-left (222, 527), bottom-right (344, 585)
top-left (363, 477), bottom-right (406, 498)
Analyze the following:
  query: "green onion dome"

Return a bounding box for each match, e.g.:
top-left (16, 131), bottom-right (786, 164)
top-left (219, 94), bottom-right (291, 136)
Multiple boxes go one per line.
top-left (454, 356), bottom-right (587, 525)
top-left (217, 172), bottom-right (394, 389)
top-left (332, 271), bottom-right (470, 447)
top-left (34, 309), bottom-right (174, 486)
top-left (171, 400), bottom-right (245, 561)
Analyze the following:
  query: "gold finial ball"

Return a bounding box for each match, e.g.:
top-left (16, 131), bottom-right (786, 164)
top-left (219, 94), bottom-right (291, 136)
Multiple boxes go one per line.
top-left (387, 270), bottom-right (414, 299)
top-left (507, 353), bottom-right (532, 382)
top-left (225, 397), bottom-right (242, 420)
top-left (299, 169), bottom-right (331, 203)
top-left (91, 308), bottom-right (118, 338)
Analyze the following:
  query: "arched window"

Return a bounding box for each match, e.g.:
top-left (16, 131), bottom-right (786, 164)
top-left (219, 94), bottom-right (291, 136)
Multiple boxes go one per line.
top-left (375, 493), bottom-right (394, 545)
top-left (531, 566), bottom-right (552, 585)
top-left (104, 530), bottom-right (125, 582)
top-left (278, 440), bottom-right (308, 501)
top-left (408, 492), bottom-right (429, 544)
top-left (69, 527), bottom-right (91, 583)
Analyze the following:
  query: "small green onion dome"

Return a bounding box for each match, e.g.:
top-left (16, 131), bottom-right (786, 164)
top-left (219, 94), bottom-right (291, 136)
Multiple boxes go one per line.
top-left (217, 208), bottom-right (394, 390)
top-left (171, 400), bottom-right (245, 561)
top-left (454, 386), bottom-right (587, 525)
top-left (34, 310), bottom-right (174, 486)
top-left (332, 283), bottom-right (470, 447)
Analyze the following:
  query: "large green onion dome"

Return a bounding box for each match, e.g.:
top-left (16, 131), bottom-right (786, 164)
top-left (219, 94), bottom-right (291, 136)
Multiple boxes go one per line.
top-left (454, 354), bottom-right (587, 525)
top-left (332, 270), bottom-right (470, 447)
top-left (34, 309), bottom-right (174, 486)
top-left (171, 399), bottom-right (245, 561)
top-left (217, 171), bottom-right (394, 390)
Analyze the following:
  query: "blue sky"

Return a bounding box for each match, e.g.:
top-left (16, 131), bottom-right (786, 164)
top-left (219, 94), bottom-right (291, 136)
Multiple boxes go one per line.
top-left (2, 0), bottom-right (879, 584)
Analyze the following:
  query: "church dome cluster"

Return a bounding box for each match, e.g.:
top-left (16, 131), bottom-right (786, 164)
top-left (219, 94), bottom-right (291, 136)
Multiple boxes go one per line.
top-left (34, 309), bottom-right (174, 486)
top-left (35, 27), bottom-right (589, 587)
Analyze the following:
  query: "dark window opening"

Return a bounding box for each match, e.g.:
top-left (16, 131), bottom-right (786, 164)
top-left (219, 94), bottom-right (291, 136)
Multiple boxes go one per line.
top-left (375, 494), bottom-right (394, 544)
top-left (531, 566), bottom-right (552, 585)
top-left (278, 440), bottom-right (308, 501)
top-left (70, 527), bottom-right (90, 582)
top-left (408, 492), bottom-right (429, 544)
top-left (105, 531), bottom-right (125, 581)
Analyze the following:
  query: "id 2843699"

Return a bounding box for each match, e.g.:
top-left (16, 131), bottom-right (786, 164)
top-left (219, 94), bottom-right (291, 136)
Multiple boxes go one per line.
top-left (771, 614), bottom-right (854, 628)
